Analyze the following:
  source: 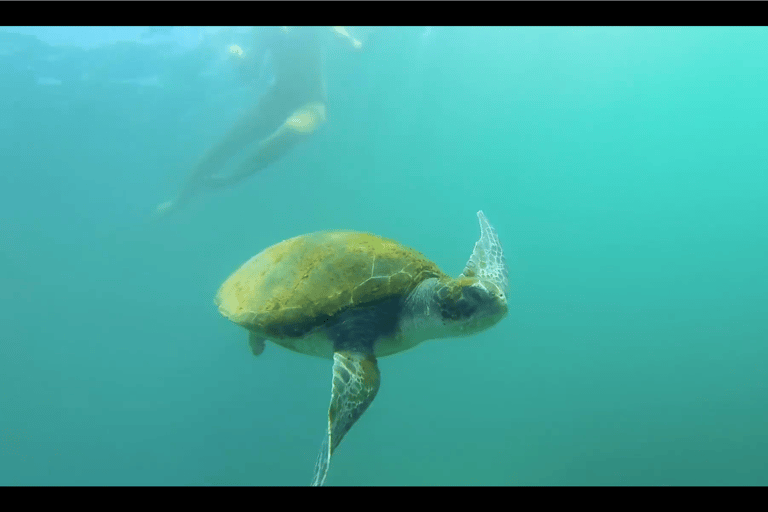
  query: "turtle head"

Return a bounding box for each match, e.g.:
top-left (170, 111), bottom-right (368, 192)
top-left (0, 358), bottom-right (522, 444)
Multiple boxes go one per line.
top-left (434, 275), bottom-right (508, 337)
top-left (432, 211), bottom-right (509, 336)
top-left (397, 211), bottom-right (508, 344)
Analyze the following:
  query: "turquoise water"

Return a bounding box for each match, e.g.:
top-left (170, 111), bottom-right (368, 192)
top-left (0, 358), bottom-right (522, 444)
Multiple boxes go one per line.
top-left (1, 26), bottom-right (766, 486)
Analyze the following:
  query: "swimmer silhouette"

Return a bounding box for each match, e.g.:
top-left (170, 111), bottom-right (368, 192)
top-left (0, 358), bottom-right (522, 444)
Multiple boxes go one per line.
top-left (156, 26), bottom-right (362, 217)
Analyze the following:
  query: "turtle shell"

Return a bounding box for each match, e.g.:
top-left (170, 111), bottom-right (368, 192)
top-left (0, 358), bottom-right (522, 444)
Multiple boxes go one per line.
top-left (215, 231), bottom-right (447, 340)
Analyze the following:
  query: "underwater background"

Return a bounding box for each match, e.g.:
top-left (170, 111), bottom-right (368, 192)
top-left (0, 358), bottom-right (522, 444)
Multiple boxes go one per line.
top-left (1, 26), bottom-right (766, 486)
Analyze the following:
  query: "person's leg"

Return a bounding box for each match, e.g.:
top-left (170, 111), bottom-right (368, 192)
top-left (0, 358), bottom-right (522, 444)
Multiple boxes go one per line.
top-left (206, 101), bottom-right (327, 189)
top-left (155, 89), bottom-right (289, 217)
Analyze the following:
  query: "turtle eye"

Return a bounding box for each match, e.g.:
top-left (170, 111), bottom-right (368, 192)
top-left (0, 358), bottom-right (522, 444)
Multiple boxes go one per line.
top-left (439, 283), bottom-right (488, 321)
top-left (463, 286), bottom-right (485, 305)
top-left (455, 287), bottom-right (483, 319)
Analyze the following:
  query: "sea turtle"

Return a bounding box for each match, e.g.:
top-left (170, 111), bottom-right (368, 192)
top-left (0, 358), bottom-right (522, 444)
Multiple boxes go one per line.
top-left (215, 210), bottom-right (509, 486)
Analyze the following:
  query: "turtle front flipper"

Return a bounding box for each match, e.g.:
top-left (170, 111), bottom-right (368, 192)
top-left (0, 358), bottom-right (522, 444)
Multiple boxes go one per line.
top-left (311, 350), bottom-right (381, 486)
top-left (461, 210), bottom-right (509, 296)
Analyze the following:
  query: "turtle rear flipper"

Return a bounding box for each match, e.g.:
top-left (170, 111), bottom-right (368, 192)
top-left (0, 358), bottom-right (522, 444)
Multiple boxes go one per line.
top-left (248, 332), bottom-right (266, 356)
top-left (312, 350), bottom-right (380, 486)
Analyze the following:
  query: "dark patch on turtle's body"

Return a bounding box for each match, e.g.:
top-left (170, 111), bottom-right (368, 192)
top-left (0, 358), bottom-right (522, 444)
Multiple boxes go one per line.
top-left (261, 296), bottom-right (402, 355)
top-left (263, 313), bottom-right (333, 339)
top-left (326, 296), bottom-right (402, 353)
